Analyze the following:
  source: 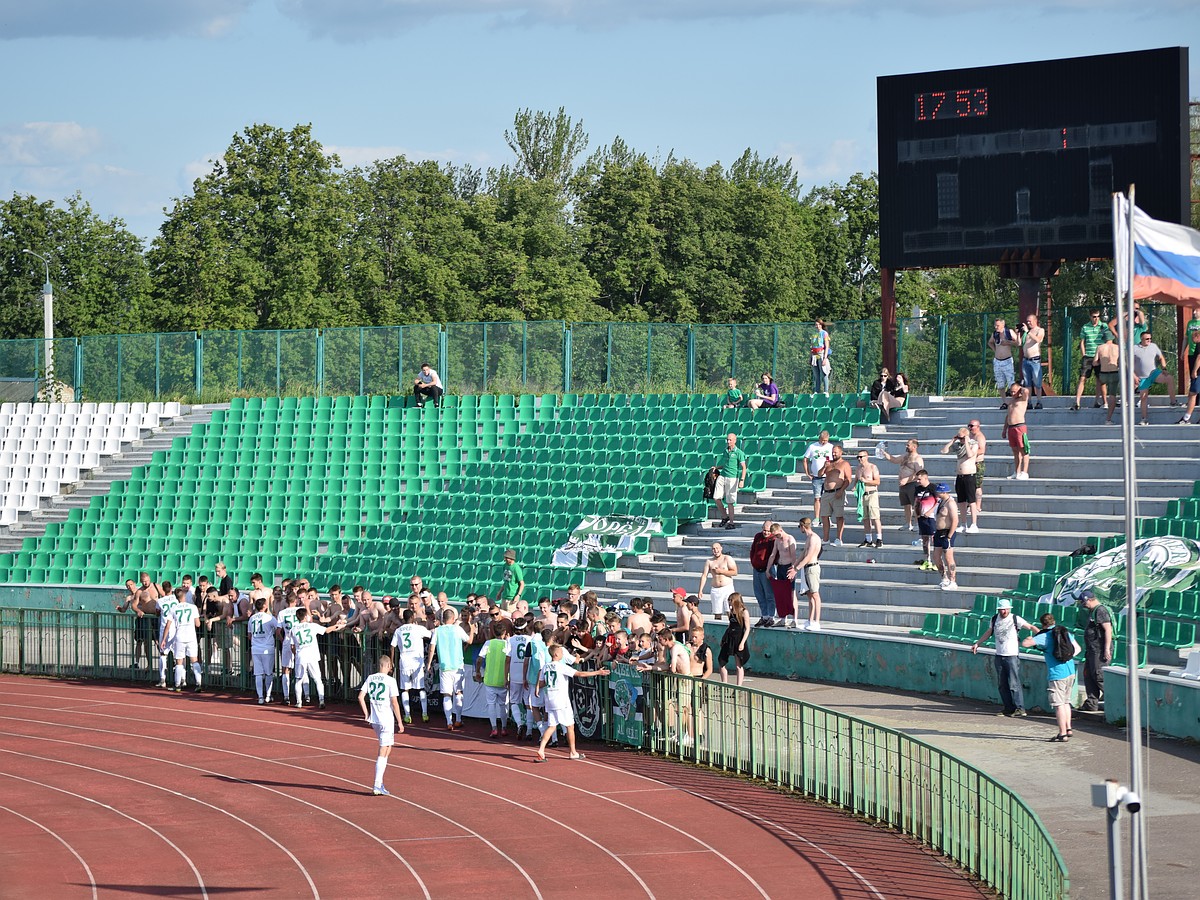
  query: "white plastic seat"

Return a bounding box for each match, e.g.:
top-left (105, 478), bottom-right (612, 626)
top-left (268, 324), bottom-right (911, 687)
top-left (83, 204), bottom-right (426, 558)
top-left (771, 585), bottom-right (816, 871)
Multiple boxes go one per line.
top-left (1169, 652), bottom-right (1200, 680)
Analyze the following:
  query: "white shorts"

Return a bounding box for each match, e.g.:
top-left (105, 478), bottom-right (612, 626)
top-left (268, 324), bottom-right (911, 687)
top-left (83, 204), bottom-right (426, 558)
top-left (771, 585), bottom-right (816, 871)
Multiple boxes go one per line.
top-left (440, 668), bottom-right (465, 696)
top-left (710, 583), bottom-right (734, 616)
top-left (507, 683), bottom-right (528, 707)
top-left (713, 475), bottom-right (739, 504)
top-left (529, 682), bottom-right (546, 709)
top-left (372, 720), bottom-right (395, 748)
top-left (280, 641), bottom-right (295, 669)
top-left (545, 705), bottom-right (575, 729)
top-left (398, 658), bottom-right (425, 691)
top-left (485, 685), bottom-right (508, 709)
top-left (251, 647), bottom-right (275, 677)
top-left (173, 638), bottom-right (198, 660)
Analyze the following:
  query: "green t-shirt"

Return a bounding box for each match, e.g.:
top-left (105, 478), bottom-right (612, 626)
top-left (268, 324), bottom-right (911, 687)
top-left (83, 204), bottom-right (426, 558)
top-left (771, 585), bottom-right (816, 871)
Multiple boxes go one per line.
top-left (1187, 318), bottom-right (1200, 356)
top-left (1079, 322), bottom-right (1107, 357)
top-left (720, 447), bottom-right (748, 479)
top-left (723, 388), bottom-right (743, 405)
top-left (500, 562), bottom-right (524, 600)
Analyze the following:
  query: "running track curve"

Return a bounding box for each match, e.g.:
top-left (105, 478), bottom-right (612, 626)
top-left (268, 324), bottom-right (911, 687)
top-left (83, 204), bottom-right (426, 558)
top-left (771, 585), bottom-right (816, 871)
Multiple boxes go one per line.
top-left (0, 676), bottom-right (987, 899)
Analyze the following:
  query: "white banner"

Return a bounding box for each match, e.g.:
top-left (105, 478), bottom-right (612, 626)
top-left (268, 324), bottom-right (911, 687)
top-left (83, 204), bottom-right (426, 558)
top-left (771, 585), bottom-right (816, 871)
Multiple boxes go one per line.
top-left (552, 515), bottom-right (661, 568)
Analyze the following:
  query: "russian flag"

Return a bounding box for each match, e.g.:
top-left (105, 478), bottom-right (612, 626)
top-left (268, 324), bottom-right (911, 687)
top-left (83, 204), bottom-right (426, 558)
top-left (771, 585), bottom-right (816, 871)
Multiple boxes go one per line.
top-left (1114, 194), bottom-right (1200, 304)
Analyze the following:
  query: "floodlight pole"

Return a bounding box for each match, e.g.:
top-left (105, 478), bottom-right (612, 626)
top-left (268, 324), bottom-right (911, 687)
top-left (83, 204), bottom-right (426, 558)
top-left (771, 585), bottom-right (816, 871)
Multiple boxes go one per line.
top-left (22, 249), bottom-right (54, 392)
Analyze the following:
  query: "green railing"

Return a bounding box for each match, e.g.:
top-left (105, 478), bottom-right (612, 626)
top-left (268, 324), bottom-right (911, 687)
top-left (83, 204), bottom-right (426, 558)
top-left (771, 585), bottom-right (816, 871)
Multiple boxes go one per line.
top-left (0, 607), bottom-right (1068, 900)
top-left (640, 671), bottom-right (1068, 900)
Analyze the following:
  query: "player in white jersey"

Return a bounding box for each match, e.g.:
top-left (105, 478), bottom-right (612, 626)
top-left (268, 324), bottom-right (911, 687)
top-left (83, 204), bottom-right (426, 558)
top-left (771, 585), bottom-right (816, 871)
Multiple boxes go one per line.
top-left (524, 628), bottom-right (551, 743)
top-left (358, 655), bottom-right (404, 796)
top-left (389, 609), bottom-right (431, 724)
top-left (155, 589), bottom-right (182, 688)
top-left (275, 596), bottom-right (302, 704)
top-left (425, 607), bottom-right (475, 730)
top-left (246, 597), bottom-right (279, 704)
top-left (162, 595), bottom-right (203, 693)
top-left (290, 606), bottom-right (345, 709)
top-left (533, 644), bottom-right (608, 761)
top-left (506, 618), bottom-right (534, 740)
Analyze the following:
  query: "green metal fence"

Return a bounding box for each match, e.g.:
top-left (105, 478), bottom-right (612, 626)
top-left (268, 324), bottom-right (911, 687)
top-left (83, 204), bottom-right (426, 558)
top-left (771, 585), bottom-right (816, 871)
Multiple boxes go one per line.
top-left (640, 671), bottom-right (1068, 900)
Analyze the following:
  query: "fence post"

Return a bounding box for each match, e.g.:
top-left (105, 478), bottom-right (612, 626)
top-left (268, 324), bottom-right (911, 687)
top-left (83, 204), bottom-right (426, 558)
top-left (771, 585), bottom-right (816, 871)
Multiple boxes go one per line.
top-left (563, 325), bottom-right (573, 393)
top-left (73, 338), bottom-right (82, 400)
top-left (936, 317), bottom-right (948, 395)
top-left (359, 327), bottom-right (366, 396)
top-left (194, 332), bottom-right (203, 400)
top-left (686, 326), bottom-right (696, 392)
top-left (897, 318), bottom-right (905, 377)
top-left (646, 323), bottom-right (653, 391)
top-left (116, 335), bottom-right (123, 403)
top-left (316, 329), bottom-right (325, 396)
top-left (1059, 306), bottom-right (1073, 396)
top-left (482, 323), bottom-right (489, 392)
top-left (437, 327), bottom-right (448, 387)
top-left (772, 324), bottom-right (779, 385)
top-left (605, 323), bottom-right (613, 388)
top-left (237, 330), bottom-right (244, 391)
top-left (522, 321), bottom-right (528, 387)
top-left (276, 330), bottom-right (282, 396)
top-left (154, 334), bottom-right (161, 400)
top-left (857, 321), bottom-right (865, 393)
top-left (731, 324), bottom-right (738, 379)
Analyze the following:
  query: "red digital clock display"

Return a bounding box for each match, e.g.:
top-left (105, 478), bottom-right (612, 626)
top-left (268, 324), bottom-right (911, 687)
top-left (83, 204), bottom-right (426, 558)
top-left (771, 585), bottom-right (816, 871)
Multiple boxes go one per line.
top-left (915, 89), bottom-right (988, 121)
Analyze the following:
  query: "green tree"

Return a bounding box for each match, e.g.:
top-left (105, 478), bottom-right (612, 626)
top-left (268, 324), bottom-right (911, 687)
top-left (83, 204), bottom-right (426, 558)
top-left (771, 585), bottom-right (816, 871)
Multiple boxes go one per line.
top-left (0, 192), bottom-right (151, 341)
top-left (504, 107), bottom-right (588, 192)
top-left (149, 123), bottom-right (354, 332)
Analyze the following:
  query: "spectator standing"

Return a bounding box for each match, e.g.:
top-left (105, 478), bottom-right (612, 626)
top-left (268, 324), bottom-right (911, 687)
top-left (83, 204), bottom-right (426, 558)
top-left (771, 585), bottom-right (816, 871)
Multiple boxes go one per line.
top-left (1078, 590), bottom-right (1113, 712)
top-left (1003, 383), bottom-right (1032, 480)
top-left (717, 594), bottom-right (751, 685)
top-left (766, 523), bottom-right (798, 623)
top-left (1022, 616), bottom-right (1081, 742)
top-left (1131, 330), bottom-right (1177, 425)
top-left (852, 450), bottom-right (883, 548)
top-left (879, 439), bottom-right (923, 531)
top-left (413, 363), bottom-right (443, 407)
top-left (988, 318), bottom-right (1019, 406)
top-left (712, 433), bottom-right (748, 530)
top-left (748, 521), bottom-right (776, 627)
top-left (721, 378), bottom-right (744, 409)
top-left (1019, 314), bottom-right (1046, 408)
top-left (818, 445), bottom-right (853, 547)
top-left (496, 549), bottom-right (525, 612)
top-left (1109, 303), bottom-right (1147, 343)
top-left (967, 420), bottom-right (987, 524)
top-left (747, 373), bottom-right (782, 410)
top-left (911, 469), bottom-right (938, 571)
top-left (941, 427), bottom-right (980, 533)
top-left (802, 431), bottom-right (835, 521)
top-left (789, 517), bottom-right (823, 631)
top-left (1095, 336), bottom-right (1122, 425)
top-left (698, 542), bottom-right (738, 621)
top-left (971, 598), bottom-right (1035, 717)
top-left (810, 319), bottom-right (831, 395)
top-left (1073, 309), bottom-right (1109, 410)
top-left (931, 483), bottom-right (959, 590)
top-left (1178, 313), bottom-right (1200, 423)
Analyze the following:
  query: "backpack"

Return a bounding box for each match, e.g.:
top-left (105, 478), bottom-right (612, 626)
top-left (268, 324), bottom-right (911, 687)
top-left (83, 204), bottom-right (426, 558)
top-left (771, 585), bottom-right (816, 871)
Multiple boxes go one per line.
top-left (1051, 625), bottom-right (1076, 663)
top-left (703, 467), bottom-right (719, 500)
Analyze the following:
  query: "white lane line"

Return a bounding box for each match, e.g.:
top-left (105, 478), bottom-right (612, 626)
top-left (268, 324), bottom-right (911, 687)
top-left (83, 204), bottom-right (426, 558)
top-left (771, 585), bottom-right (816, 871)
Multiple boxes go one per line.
top-left (0, 739), bottom-right (319, 900)
top-left (0, 768), bottom-right (207, 900)
top-left (0, 803), bottom-right (99, 900)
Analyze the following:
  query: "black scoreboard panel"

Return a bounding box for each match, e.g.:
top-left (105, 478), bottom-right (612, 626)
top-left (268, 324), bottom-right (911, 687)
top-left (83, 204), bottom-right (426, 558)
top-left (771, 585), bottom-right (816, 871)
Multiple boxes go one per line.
top-left (877, 47), bottom-right (1189, 270)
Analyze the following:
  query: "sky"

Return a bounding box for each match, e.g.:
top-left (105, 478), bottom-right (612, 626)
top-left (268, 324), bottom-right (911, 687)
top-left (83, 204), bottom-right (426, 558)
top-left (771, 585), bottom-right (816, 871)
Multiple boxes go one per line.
top-left (0, 0), bottom-right (1196, 244)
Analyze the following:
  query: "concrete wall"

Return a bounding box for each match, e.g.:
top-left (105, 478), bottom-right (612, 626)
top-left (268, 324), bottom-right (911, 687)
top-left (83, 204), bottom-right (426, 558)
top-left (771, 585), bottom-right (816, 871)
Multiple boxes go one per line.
top-left (1102, 669), bottom-right (1200, 742)
top-left (0, 585), bottom-right (122, 612)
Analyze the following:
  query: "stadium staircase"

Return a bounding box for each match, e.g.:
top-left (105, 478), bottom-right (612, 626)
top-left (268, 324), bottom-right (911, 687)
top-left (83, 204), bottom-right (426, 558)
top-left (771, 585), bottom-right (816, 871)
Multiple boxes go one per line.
top-left (608, 394), bottom-right (1200, 668)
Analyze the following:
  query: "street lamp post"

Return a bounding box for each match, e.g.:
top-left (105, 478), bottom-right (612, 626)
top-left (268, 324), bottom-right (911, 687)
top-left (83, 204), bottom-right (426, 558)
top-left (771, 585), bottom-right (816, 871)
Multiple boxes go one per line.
top-left (22, 249), bottom-right (54, 396)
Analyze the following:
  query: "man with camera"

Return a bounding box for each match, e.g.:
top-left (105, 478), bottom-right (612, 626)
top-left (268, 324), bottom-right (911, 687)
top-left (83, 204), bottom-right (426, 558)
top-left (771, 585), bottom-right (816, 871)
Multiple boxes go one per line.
top-left (1019, 314), bottom-right (1046, 409)
top-left (941, 427), bottom-right (980, 533)
top-left (1003, 383), bottom-right (1032, 480)
top-left (987, 318), bottom-right (1018, 407)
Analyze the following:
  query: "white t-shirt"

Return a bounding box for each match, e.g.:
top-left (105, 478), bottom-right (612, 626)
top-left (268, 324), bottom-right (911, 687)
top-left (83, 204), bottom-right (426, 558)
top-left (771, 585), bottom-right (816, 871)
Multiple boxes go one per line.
top-left (803, 441), bottom-right (835, 478)
top-left (417, 368), bottom-right (443, 389)
top-left (170, 601), bottom-right (200, 643)
top-left (992, 612), bottom-right (1033, 657)
top-left (541, 659), bottom-right (576, 710)
top-left (291, 622), bottom-right (326, 666)
top-left (506, 635), bottom-right (531, 686)
top-left (391, 624), bottom-right (432, 664)
top-left (156, 597), bottom-right (179, 632)
top-left (1131, 342), bottom-right (1161, 380)
top-left (277, 606), bottom-right (300, 639)
top-left (360, 672), bottom-right (400, 727)
top-left (247, 612), bottom-right (278, 652)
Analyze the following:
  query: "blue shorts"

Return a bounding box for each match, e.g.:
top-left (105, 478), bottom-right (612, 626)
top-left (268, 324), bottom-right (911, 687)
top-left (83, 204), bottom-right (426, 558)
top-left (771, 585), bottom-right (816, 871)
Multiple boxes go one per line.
top-left (918, 517), bottom-right (936, 537)
top-left (1137, 368), bottom-right (1163, 392)
top-left (933, 529), bottom-right (956, 550)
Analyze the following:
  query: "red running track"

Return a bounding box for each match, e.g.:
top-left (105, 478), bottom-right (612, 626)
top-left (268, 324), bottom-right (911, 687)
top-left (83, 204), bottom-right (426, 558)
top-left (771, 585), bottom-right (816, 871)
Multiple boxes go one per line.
top-left (0, 676), bottom-right (986, 899)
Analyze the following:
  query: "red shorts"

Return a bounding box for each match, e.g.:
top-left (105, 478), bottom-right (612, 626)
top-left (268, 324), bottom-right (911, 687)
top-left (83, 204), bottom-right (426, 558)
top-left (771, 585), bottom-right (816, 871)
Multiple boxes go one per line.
top-left (1006, 423), bottom-right (1029, 452)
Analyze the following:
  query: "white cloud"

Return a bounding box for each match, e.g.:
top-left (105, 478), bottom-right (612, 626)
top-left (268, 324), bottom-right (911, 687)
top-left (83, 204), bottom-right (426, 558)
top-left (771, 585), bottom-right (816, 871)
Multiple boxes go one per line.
top-left (780, 137), bottom-right (868, 186)
top-left (0, 122), bottom-right (105, 167)
top-left (0, 0), bottom-right (252, 40)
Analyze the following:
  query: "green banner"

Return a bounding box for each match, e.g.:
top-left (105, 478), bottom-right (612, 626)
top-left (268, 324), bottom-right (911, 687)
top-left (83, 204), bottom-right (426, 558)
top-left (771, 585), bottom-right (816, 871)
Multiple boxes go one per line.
top-left (607, 662), bottom-right (644, 747)
top-left (552, 514), bottom-right (661, 568)
top-left (1051, 536), bottom-right (1200, 615)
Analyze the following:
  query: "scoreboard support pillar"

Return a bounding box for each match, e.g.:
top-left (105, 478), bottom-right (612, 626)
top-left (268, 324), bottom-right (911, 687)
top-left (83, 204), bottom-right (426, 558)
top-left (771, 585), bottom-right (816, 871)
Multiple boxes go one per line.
top-left (881, 267), bottom-right (897, 374)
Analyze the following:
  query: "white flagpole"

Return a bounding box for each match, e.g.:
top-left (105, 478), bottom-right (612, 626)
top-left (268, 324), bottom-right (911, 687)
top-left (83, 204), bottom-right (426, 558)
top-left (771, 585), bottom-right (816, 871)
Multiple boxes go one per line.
top-left (1114, 187), bottom-right (1148, 899)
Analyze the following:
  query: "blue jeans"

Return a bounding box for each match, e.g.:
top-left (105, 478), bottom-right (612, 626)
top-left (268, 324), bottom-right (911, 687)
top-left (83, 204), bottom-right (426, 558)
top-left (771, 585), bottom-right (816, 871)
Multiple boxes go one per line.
top-left (813, 360), bottom-right (828, 393)
top-left (995, 654), bottom-right (1024, 713)
top-left (752, 568), bottom-right (774, 618)
top-left (1021, 358), bottom-right (1043, 391)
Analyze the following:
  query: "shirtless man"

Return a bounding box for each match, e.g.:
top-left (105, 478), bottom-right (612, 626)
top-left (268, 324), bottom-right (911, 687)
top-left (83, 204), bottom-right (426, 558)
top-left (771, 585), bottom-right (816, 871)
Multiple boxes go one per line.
top-left (117, 573), bottom-right (163, 672)
top-left (819, 445), bottom-right (854, 546)
top-left (698, 542), bottom-right (738, 622)
top-left (852, 450), bottom-right (883, 548)
top-left (941, 427), bottom-right (980, 533)
top-left (789, 517), bottom-right (824, 631)
top-left (1019, 314), bottom-right (1046, 408)
top-left (932, 483), bottom-right (960, 591)
top-left (801, 431), bottom-right (835, 520)
top-left (987, 317), bottom-right (1018, 406)
top-left (1003, 383), bottom-right (1032, 480)
top-left (967, 420), bottom-right (987, 522)
top-left (1095, 335), bottom-right (1122, 424)
top-left (625, 598), bottom-right (651, 636)
top-left (248, 573), bottom-right (272, 605)
top-left (880, 439), bottom-right (923, 531)
top-left (670, 587), bottom-right (692, 636)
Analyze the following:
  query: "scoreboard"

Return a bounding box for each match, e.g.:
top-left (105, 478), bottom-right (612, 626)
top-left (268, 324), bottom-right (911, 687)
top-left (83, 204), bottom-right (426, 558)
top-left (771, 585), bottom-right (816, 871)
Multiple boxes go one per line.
top-left (877, 47), bottom-right (1190, 270)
